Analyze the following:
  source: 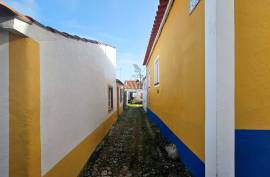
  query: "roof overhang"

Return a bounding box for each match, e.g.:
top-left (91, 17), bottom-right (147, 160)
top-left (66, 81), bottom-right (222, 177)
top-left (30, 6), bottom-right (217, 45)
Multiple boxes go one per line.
top-left (0, 2), bottom-right (115, 47)
top-left (0, 17), bottom-right (31, 37)
top-left (0, 2), bottom-right (33, 24)
top-left (143, 0), bottom-right (174, 65)
top-left (116, 79), bottom-right (124, 85)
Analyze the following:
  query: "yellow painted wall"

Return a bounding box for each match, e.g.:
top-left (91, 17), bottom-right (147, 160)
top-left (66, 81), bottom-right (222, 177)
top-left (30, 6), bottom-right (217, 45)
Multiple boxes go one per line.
top-left (235, 0), bottom-right (270, 130)
top-left (44, 111), bottom-right (118, 177)
top-left (8, 32), bottom-right (118, 177)
top-left (147, 0), bottom-right (205, 161)
top-left (9, 34), bottom-right (41, 177)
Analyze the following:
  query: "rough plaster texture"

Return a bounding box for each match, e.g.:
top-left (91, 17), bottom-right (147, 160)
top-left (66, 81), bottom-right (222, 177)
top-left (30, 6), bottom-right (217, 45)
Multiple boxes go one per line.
top-left (0, 29), bottom-right (9, 177)
top-left (205, 1), bottom-right (235, 176)
top-left (205, 0), bottom-right (217, 176)
top-left (1, 19), bottom-right (117, 175)
top-left (147, 0), bottom-right (205, 161)
top-left (216, 0), bottom-right (235, 176)
top-left (39, 39), bottom-right (116, 175)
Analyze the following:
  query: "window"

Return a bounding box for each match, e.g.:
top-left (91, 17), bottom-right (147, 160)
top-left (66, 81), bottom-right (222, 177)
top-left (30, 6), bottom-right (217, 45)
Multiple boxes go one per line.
top-left (189, 0), bottom-right (200, 14)
top-left (108, 86), bottom-right (113, 112)
top-left (154, 57), bottom-right (160, 86)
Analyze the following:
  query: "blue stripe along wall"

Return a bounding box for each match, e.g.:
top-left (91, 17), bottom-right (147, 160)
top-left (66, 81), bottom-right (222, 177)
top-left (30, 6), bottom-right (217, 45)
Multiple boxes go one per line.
top-left (235, 130), bottom-right (270, 177)
top-left (147, 108), bottom-right (205, 177)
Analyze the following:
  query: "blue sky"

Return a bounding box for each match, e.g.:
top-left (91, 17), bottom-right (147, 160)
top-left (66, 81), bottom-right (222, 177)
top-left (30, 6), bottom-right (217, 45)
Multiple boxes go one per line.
top-left (5, 0), bottom-right (158, 82)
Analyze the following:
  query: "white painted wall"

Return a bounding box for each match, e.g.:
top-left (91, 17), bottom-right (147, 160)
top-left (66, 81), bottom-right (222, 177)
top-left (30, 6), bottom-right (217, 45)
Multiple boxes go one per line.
top-left (216, 0), bottom-right (235, 176)
top-left (40, 35), bottom-right (116, 175)
top-left (205, 0), bottom-right (235, 177)
top-left (40, 40), bottom-right (116, 175)
top-left (205, 0), bottom-right (217, 176)
top-left (1, 19), bottom-right (117, 175)
top-left (0, 29), bottom-right (9, 177)
top-left (143, 77), bottom-right (148, 111)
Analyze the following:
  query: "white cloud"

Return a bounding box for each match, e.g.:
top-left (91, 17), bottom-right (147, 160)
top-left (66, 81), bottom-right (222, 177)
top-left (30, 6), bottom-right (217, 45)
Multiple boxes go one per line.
top-left (5, 0), bottom-right (39, 18)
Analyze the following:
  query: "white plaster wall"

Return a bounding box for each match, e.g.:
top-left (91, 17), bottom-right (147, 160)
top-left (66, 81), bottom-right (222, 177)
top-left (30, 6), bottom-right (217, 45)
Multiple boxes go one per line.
top-left (143, 78), bottom-right (148, 111)
top-left (40, 40), bottom-right (116, 175)
top-left (0, 29), bottom-right (9, 177)
top-left (216, 0), bottom-right (235, 176)
top-left (11, 22), bottom-right (117, 175)
top-left (205, 1), bottom-right (235, 177)
top-left (205, 0), bottom-right (217, 176)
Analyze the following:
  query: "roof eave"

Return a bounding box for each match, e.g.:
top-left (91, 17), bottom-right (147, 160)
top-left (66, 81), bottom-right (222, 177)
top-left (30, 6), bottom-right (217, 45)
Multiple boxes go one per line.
top-left (0, 2), bottom-right (115, 48)
top-left (143, 0), bottom-right (174, 66)
top-left (0, 17), bottom-right (30, 37)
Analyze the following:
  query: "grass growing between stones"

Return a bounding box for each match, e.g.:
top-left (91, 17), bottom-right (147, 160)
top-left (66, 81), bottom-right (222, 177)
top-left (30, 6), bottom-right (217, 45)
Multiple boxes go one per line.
top-left (79, 108), bottom-right (193, 177)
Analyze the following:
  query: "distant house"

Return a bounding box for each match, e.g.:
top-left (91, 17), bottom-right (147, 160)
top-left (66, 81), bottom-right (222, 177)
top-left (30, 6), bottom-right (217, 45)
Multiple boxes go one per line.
top-left (124, 80), bottom-right (143, 105)
top-left (0, 3), bottom-right (117, 177)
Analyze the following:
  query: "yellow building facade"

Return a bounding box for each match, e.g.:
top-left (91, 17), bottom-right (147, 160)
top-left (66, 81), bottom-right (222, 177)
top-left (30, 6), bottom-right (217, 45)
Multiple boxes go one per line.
top-left (145, 0), bottom-right (205, 176)
top-left (144, 0), bottom-right (270, 177)
top-left (235, 1), bottom-right (270, 177)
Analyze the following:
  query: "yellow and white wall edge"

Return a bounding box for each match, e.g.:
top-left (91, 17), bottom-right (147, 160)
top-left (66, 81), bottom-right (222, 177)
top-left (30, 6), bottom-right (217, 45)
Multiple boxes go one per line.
top-left (206, 1), bottom-right (270, 177)
top-left (205, 0), bottom-right (235, 176)
top-left (205, 0), bottom-right (270, 177)
top-left (0, 29), bottom-right (9, 177)
top-left (0, 16), bottom-right (117, 177)
top-left (145, 0), bottom-right (270, 177)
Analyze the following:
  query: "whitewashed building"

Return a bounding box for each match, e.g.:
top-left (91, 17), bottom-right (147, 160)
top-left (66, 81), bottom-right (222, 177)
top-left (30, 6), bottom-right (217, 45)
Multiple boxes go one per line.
top-left (0, 3), bottom-right (118, 177)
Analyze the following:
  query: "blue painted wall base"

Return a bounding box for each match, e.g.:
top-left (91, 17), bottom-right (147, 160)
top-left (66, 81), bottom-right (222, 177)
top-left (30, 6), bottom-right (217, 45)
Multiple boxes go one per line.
top-left (147, 108), bottom-right (205, 177)
top-left (236, 130), bottom-right (270, 177)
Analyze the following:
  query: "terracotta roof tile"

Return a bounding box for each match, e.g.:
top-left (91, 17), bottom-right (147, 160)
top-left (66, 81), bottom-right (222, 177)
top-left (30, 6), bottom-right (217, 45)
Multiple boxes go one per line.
top-left (124, 80), bottom-right (140, 90)
top-left (0, 2), bottom-right (114, 47)
top-left (143, 0), bottom-right (170, 65)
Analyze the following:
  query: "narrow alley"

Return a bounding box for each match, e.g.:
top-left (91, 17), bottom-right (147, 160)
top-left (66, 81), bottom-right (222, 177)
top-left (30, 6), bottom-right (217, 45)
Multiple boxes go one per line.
top-left (2, 1), bottom-right (270, 177)
top-left (79, 108), bottom-right (192, 177)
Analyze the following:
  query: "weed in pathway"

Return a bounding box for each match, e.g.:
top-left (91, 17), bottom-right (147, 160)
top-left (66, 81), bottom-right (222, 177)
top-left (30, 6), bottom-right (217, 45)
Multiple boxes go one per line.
top-left (79, 108), bottom-right (192, 177)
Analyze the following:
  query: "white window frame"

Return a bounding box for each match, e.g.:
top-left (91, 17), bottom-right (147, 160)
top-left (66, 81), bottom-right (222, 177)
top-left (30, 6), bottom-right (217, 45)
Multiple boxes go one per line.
top-left (154, 56), bottom-right (160, 86)
top-left (108, 86), bottom-right (113, 112)
top-left (189, 0), bottom-right (200, 14)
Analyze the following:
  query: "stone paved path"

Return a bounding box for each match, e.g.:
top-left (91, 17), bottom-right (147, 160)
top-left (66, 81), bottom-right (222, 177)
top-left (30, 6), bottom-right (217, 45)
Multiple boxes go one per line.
top-left (79, 108), bottom-right (192, 177)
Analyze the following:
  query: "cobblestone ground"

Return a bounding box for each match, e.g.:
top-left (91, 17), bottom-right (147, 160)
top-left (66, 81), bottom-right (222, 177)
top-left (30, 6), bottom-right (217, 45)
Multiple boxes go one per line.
top-left (79, 108), bottom-right (192, 177)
